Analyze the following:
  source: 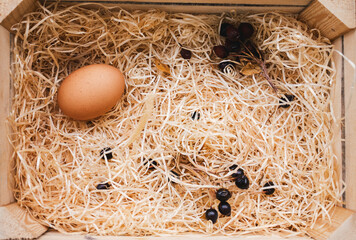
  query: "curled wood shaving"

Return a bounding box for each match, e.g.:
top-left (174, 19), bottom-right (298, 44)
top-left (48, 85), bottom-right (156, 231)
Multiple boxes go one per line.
top-left (125, 94), bottom-right (155, 147)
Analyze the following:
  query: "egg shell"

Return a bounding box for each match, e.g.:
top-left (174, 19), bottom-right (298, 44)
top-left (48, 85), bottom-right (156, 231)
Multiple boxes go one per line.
top-left (57, 64), bottom-right (125, 120)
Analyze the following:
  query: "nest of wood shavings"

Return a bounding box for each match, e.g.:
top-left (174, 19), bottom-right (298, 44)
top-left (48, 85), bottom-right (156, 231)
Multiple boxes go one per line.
top-left (10, 3), bottom-right (343, 237)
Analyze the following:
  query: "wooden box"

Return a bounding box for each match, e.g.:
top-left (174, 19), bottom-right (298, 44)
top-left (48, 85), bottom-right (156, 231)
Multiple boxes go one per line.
top-left (1, 0), bottom-right (356, 239)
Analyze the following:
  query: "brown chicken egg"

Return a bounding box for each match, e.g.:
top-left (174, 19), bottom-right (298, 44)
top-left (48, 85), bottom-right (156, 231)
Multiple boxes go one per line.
top-left (57, 64), bottom-right (125, 120)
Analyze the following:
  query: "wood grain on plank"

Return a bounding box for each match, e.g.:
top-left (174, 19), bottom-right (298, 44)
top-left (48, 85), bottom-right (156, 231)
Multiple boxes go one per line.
top-left (42, 0), bottom-right (311, 5)
top-left (331, 36), bottom-right (343, 197)
top-left (299, 0), bottom-right (355, 40)
top-left (46, 2), bottom-right (307, 15)
top-left (343, 29), bottom-right (356, 212)
top-left (88, 4), bottom-right (306, 14)
top-left (39, 231), bottom-right (309, 240)
top-left (0, 0), bottom-right (37, 31)
top-left (0, 203), bottom-right (47, 239)
top-left (306, 207), bottom-right (355, 240)
top-left (0, 0), bottom-right (311, 31)
top-left (328, 210), bottom-right (356, 240)
top-left (0, 25), bottom-right (14, 206)
top-left (0, 0), bottom-right (23, 22)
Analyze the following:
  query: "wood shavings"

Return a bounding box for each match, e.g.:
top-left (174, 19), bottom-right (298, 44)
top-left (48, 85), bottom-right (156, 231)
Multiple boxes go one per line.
top-left (125, 94), bottom-right (155, 147)
top-left (9, 3), bottom-right (342, 237)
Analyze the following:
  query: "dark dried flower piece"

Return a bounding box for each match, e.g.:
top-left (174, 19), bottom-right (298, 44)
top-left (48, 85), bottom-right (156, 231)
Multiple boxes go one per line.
top-left (218, 61), bottom-right (235, 72)
top-left (226, 25), bottom-right (239, 41)
top-left (232, 168), bottom-right (244, 179)
top-left (229, 164), bottom-right (238, 170)
top-left (220, 22), bottom-right (233, 37)
top-left (279, 94), bottom-right (295, 108)
top-left (225, 39), bottom-right (241, 53)
top-left (216, 188), bottom-right (231, 202)
top-left (263, 181), bottom-right (275, 195)
top-left (205, 208), bottom-right (218, 224)
top-left (96, 182), bottom-right (110, 190)
top-left (192, 111), bottom-right (201, 120)
top-left (243, 40), bottom-right (260, 58)
top-left (238, 22), bottom-right (254, 40)
top-left (180, 48), bottom-right (192, 59)
top-left (168, 170), bottom-right (180, 183)
top-left (213, 45), bottom-right (229, 58)
top-left (144, 158), bottom-right (158, 169)
top-left (100, 147), bottom-right (113, 160)
top-left (235, 175), bottom-right (249, 189)
top-left (218, 201), bottom-right (231, 216)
